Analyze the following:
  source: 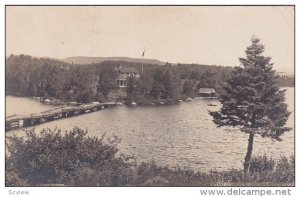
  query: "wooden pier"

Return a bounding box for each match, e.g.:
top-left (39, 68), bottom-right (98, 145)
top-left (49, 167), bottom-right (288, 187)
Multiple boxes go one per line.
top-left (5, 102), bottom-right (117, 131)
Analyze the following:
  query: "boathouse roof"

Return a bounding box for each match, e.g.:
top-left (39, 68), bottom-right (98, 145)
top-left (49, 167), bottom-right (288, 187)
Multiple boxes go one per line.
top-left (198, 88), bottom-right (216, 94)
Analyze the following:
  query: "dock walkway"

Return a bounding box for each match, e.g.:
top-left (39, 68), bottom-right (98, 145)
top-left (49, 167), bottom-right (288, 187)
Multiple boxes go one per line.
top-left (5, 102), bottom-right (117, 131)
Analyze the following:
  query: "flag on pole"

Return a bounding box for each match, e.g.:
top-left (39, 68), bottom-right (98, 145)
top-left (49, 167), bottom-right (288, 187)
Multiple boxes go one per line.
top-left (141, 48), bottom-right (145, 73)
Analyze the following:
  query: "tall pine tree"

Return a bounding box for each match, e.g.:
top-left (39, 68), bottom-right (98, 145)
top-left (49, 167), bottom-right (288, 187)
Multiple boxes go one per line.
top-left (210, 37), bottom-right (291, 173)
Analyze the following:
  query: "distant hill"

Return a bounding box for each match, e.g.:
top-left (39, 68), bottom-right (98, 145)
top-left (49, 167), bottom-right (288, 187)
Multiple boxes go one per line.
top-left (62, 56), bottom-right (165, 65)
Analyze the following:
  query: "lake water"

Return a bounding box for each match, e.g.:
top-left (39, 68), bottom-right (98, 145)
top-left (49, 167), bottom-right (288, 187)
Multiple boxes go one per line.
top-left (6, 88), bottom-right (294, 171)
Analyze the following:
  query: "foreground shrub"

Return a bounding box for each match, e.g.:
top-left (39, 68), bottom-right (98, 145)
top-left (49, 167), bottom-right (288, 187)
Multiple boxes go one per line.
top-left (5, 169), bottom-right (28, 187)
top-left (273, 155), bottom-right (295, 182)
top-left (246, 154), bottom-right (294, 183)
top-left (6, 127), bottom-right (134, 186)
top-left (249, 154), bottom-right (275, 173)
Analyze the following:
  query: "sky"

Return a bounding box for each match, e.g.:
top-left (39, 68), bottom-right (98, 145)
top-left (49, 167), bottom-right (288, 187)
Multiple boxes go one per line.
top-left (6, 6), bottom-right (294, 74)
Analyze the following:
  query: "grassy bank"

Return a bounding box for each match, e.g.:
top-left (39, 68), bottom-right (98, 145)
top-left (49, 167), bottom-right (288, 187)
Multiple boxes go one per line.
top-left (6, 128), bottom-right (294, 187)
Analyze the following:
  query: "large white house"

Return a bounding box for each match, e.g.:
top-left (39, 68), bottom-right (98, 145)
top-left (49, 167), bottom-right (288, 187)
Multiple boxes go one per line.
top-left (115, 67), bottom-right (140, 88)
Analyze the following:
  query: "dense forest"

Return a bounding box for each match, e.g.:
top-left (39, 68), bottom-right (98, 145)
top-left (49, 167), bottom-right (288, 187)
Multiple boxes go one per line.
top-left (5, 54), bottom-right (293, 104)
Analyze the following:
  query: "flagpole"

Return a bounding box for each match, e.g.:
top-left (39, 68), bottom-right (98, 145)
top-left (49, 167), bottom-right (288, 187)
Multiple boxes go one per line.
top-left (142, 47), bottom-right (145, 74)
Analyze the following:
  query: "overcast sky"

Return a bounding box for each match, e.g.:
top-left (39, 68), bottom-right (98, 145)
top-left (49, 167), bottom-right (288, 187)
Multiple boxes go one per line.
top-left (6, 6), bottom-right (294, 74)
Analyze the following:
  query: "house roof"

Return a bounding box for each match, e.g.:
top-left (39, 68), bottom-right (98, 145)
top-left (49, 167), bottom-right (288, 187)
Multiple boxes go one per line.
top-left (117, 67), bottom-right (139, 73)
top-left (198, 88), bottom-right (216, 94)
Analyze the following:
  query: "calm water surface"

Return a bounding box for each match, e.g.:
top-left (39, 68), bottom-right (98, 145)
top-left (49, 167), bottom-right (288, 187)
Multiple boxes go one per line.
top-left (6, 88), bottom-right (294, 171)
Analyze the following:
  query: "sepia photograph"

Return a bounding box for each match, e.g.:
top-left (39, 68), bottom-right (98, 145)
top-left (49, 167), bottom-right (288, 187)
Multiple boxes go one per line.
top-left (4, 4), bottom-right (295, 190)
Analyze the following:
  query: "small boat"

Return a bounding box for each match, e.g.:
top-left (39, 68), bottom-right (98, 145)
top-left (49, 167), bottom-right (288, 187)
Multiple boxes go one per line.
top-left (116, 102), bottom-right (123, 106)
top-left (31, 97), bottom-right (41, 101)
top-left (159, 101), bottom-right (165, 105)
top-left (208, 102), bottom-right (218, 106)
top-left (201, 97), bottom-right (218, 99)
top-left (185, 97), bottom-right (194, 101)
top-left (130, 102), bottom-right (137, 106)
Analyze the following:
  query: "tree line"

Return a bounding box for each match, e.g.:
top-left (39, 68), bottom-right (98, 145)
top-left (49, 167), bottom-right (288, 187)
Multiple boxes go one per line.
top-left (6, 54), bottom-right (292, 104)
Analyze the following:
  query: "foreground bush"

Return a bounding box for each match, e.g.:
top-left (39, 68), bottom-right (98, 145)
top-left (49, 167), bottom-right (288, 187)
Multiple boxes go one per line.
top-left (6, 128), bottom-right (134, 186)
top-left (249, 155), bottom-right (276, 173)
top-left (6, 128), bottom-right (295, 186)
top-left (245, 154), bottom-right (294, 183)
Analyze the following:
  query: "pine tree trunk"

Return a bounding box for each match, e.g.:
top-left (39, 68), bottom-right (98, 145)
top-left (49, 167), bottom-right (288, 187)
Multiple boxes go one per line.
top-left (244, 133), bottom-right (254, 173)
